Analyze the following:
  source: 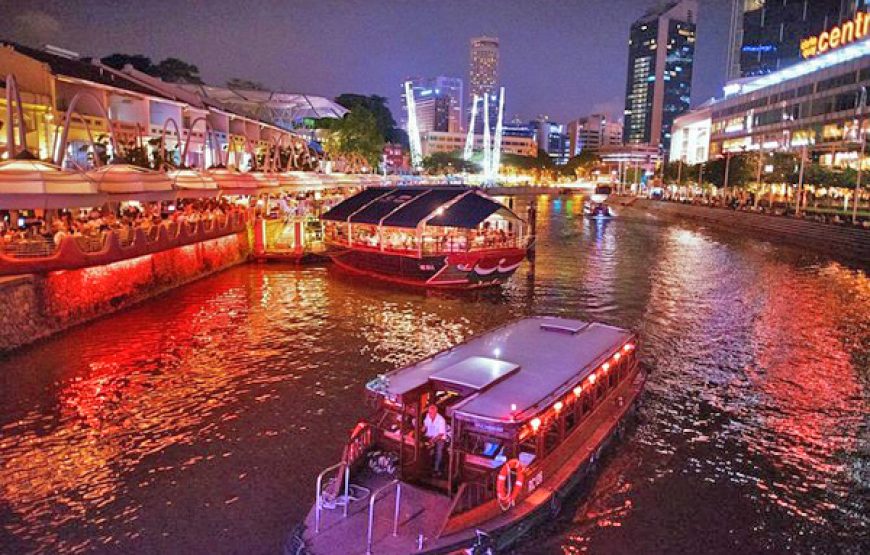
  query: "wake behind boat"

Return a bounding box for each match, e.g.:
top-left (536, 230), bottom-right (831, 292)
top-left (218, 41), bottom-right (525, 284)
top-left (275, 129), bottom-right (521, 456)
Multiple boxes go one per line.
top-left (320, 187), bottom-right (530, 289)
top-left (291, 316), bottom-right (645, 554)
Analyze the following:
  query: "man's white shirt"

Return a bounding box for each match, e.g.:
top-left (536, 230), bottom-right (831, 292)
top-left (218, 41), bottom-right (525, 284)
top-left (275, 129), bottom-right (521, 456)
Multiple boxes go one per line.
top-left (423, 413), bottom-right (446, 439)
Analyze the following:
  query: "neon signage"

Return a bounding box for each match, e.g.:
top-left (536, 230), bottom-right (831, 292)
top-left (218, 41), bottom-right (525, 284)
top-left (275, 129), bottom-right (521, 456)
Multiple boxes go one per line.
top-left (801, 12), bottom-right (870, 59)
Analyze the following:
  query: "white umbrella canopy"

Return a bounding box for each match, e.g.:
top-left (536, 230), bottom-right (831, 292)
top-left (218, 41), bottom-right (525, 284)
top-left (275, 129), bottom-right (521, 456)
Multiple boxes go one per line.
top-left (248, 171), bottom-right (280, 192)
top-left (86, 164), bottom-right (176, 202)
top-left (168, 169), bottom-right (220, 198)
top-left (0, 155), bottom-right (107, 209)
top-left (208, 167), bottom-right (260, 195)
top-left (276, 171), bottom-right (323, 192)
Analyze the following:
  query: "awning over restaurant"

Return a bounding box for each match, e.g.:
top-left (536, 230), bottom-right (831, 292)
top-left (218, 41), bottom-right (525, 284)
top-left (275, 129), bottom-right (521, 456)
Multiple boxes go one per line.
top-left (0, 157), bottom-right (107, 208)
top-left (86, 164), bottom-right (176, 202)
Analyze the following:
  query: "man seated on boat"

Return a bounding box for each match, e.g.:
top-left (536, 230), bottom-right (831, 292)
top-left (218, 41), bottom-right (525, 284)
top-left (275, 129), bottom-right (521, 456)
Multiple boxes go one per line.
top-left (423, 404), bottom-right (447, 476)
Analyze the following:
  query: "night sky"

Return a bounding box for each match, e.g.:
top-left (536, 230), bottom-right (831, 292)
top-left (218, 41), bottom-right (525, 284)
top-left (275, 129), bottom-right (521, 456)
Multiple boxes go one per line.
top-left (1, 0), bottom-right (731, 124)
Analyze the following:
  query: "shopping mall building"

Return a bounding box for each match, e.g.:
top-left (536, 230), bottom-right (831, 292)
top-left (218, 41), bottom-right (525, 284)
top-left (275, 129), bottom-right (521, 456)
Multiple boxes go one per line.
top-left (672, 18), bottom-right (870, 170)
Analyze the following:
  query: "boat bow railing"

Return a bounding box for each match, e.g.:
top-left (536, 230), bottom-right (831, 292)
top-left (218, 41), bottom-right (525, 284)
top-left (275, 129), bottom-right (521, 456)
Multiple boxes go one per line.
top-left (314, 461), bottom-right (350, 534)
top-left (366, 479), bottom-right (402, 555)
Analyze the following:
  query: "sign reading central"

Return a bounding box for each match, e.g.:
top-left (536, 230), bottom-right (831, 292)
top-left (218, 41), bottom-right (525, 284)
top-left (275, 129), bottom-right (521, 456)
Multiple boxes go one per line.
top-left (801, 12), bottom-right (870, 59)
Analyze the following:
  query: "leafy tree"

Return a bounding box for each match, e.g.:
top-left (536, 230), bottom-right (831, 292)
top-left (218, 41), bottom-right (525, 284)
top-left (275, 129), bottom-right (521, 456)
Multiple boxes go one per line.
top-left (421, 152), bottom-right (477, 174)
top-left (334, 94), bottom-right (402, 143)
top-left (323, 108), bottom-right (384, 169)
top-left (152, 58), bottom-right (203, 84)
top-left (562, 150), bottom-right (600, 177)
top-left (226, 78), bottom-right (268, 90)
top-left (100, 53), bottom-right (155, 73)
top-left (100, 54), bottom-right (203, 84)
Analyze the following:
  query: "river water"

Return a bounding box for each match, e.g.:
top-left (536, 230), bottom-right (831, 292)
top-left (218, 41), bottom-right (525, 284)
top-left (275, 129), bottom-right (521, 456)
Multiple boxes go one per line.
top-left (0, 196), bottom-right (867, 554)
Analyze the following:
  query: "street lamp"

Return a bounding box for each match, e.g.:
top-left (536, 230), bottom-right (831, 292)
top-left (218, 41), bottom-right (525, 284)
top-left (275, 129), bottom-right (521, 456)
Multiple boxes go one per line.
top-left (854, 86), bottom-right (867, 224)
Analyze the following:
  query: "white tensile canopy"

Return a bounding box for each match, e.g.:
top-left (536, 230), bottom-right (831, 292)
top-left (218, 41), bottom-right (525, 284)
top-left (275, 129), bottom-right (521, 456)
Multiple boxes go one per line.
top-left (0, 158), bottom-right (107, 208)
top-left (86, 164), bottom-right (176, 202)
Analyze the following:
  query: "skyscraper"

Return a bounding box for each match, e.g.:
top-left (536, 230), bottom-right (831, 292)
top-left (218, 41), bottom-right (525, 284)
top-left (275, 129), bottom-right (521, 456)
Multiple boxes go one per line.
top-left (469, 36), bottom-right (500, 131)
top-left (567, 114), bottom-right (624, 156)
top-left (401, 76), bottom-right (464, 134)
top-left (623, 0), bottom-right (697, 153)
top-left (727, 0), bottom-right (868, 79)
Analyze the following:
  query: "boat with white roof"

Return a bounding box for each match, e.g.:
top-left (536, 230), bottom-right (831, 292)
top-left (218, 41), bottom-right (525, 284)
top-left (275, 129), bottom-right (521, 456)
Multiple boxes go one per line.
top-left (292, 316), bottom-right (645, 554)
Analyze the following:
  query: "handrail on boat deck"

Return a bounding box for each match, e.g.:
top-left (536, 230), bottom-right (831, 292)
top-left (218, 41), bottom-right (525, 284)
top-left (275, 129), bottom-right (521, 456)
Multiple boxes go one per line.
top-left (366, 479), bottom-right (402, 555)
top-left (314, 461), bottom-right (350, 534)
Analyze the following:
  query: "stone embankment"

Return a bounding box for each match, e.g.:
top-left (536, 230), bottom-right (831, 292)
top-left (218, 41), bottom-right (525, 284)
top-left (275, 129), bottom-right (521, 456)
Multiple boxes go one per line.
top-left (621, 197), bottom-right (870, 264)
top-left (0, 232), bottom-right (251, 353)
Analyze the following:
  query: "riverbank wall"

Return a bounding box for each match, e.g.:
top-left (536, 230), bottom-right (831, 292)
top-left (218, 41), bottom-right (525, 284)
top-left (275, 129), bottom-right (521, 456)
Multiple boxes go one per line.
top-left (621, 197), bottom-right (870, 264)
top-left (0, 231), bottom-right (251, 353)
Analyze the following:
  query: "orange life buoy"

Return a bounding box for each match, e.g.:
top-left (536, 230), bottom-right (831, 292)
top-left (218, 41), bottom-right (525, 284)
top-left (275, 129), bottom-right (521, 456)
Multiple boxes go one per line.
top-left (496, 459), bottom-right (525, 509)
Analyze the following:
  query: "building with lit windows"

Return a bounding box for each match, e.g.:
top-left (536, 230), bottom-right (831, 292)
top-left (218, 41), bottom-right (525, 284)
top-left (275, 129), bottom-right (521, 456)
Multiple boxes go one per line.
top-left (469, 36), bottom-right (500, 132)
top-left (711, 35), bottom-right (870, 169)
top-left (401, 76), bottom-right (464, 134)
top-left (0, 42), bottom-right (343, 168)
top-left (420, 131), bottom-right (536, 158)
top-left (623, 0), bottom-right (697, 154)
top-left (674, 26), bottom-right (870, 172)
top-left (726, 0), bottom-right (868, 79)
top-left (669, 102), bottom-right (712, 165)
top-left (526, 117), bottom-right (570, 164)
top-left (567, 114), bottom-right (624, 156)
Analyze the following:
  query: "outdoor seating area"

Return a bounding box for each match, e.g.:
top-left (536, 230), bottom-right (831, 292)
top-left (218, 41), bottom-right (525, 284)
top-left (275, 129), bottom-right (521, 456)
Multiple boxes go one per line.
top-left (0, 199), bottom-right (246, 260)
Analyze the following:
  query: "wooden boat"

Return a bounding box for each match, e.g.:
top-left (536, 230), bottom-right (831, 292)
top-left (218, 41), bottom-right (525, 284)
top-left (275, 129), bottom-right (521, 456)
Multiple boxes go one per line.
top-left (586, 184), bottom-right (614, 219)
top-left (320, 187), bottom-right (529, 289)
top-left (293, 316), bottom-right (645, 554)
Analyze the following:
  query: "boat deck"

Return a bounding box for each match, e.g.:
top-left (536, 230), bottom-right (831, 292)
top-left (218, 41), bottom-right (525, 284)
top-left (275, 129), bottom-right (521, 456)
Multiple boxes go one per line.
top-left (302, 471), bottom-right (451, 554)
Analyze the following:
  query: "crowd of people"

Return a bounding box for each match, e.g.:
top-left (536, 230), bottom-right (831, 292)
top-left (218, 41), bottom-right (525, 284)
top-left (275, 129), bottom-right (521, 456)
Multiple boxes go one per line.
top-left (341, 221), bottom-right (521, 254)
top-left (1, 199), bottom-right (245, 256)
top-left (655, 192), bottom-right (870, 228)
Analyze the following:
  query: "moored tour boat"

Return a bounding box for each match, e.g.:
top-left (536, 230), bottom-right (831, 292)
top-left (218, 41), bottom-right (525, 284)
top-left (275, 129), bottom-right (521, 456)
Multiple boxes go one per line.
top-left (292, 316), bottom-right (645, 554)
top-left (320, 187), bottom-right (529, 289)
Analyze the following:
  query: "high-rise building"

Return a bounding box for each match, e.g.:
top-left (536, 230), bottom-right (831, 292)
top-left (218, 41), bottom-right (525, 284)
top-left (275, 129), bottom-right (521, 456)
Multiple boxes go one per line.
top-left (527, 117), bottom-right (570, 164)
top-left (727, 0), bottom-right (868, 79)
top-left (623, 0), bottom-right (697, 153)
top-left (469, 36), bottom-right (500, 131)
top-left (567, 114), bottom-right (624, 156)
top-left (401, 76), bottom-right (464, 134)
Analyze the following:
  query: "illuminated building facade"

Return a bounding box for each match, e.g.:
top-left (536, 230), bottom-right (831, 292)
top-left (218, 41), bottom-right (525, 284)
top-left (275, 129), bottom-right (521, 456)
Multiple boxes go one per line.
top-left (400, 76), bottom-right (464, 134)
top-left (727, 0), bottom-right (868, 79)
top-left (623, 0), bottom-right (697, 153)
top-left (469, 36), bottom-right (500, 132)
top-left (669, 103), bottom-right (712, 165)
top-left (681, 32), bottom-right (870, 170)
top-left (567, 114), bottom-right (624, 156)
top-left (420, 131), bottom-right (536, 158)
top-left (0, 42), bottom-right (340, 168)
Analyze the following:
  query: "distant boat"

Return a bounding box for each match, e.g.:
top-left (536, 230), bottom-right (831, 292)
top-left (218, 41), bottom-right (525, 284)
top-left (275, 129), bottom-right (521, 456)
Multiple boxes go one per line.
top-left (586, 184), bottom-right (614, 219)
top-left (320, 186), bottom-right (530, 289)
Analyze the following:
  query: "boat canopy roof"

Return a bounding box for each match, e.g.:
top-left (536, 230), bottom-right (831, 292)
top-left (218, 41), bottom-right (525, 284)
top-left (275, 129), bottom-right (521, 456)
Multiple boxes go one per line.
top-left (321, 187), bottom-right (519, 229)
top-left (367, 317), bottom-right (634, 423)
